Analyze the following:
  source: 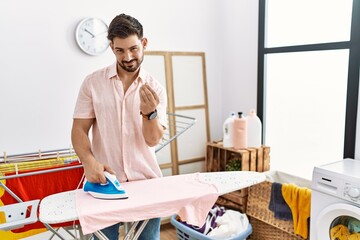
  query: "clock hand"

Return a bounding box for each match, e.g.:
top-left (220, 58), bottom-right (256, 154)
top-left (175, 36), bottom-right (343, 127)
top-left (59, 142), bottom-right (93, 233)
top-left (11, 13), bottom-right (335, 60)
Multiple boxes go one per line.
top-left (84, 29), bottom-right (95, 38)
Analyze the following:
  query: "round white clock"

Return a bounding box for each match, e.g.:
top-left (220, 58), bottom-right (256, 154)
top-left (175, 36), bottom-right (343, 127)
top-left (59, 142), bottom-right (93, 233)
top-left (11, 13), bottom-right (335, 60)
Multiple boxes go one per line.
top-left (75, 18), bottom-right (110, 56)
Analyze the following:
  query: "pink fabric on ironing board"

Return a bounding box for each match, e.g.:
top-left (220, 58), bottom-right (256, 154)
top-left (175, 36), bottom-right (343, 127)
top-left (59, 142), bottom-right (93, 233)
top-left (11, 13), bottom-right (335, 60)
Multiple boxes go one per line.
top-left (75, 173), bottom-right (219, 234)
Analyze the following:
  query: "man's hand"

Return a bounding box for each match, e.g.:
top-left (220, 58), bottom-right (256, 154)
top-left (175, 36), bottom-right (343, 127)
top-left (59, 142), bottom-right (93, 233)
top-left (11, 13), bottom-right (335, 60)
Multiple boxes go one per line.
top-left (139, 83), bottom-right (159, 115)
top-left (139, 83), bottom-right (164, 146)
top-left (82, 158), bottom-right (115, 184)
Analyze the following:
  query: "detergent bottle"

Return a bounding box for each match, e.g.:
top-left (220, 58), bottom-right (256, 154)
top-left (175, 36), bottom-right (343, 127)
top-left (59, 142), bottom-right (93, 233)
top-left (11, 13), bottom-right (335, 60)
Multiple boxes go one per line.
top-left (246, 109), bottom-right (262, 148)
top-left (233, 112), bottom-right (247, 149)
top-left (223, 112), bottom-right (236, 148)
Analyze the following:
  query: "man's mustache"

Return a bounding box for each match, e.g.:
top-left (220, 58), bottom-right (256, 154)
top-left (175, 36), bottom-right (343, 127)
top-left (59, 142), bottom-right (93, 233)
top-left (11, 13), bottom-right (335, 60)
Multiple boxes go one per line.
top-left (122, 59), bottom-right (136, 64)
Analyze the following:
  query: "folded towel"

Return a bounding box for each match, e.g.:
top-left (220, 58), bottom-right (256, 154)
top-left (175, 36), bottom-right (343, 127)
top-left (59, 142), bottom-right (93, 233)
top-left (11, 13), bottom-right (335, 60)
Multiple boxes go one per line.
top-left (282, 183), bottom-right (311, 239)
top-left (268, 182), bottom-right (292, 220)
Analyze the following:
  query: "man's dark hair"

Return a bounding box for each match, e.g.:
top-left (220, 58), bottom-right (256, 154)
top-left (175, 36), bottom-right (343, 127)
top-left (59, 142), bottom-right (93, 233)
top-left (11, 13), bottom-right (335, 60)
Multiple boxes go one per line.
top-left (107, 14), bottom-right (143, 41)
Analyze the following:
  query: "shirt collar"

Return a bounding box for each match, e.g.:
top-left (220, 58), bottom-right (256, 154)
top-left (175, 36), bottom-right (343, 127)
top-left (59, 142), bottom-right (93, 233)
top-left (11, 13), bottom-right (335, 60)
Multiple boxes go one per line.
top-left (108, 62), bottom-right (118, 79)
top-left (108, 62), bottom-right (147, 84)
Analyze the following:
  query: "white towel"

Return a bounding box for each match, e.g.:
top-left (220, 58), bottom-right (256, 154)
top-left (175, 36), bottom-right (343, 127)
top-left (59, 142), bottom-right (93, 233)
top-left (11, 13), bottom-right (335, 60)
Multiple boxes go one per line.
top-left (207, 210), bottom-right (249, 239)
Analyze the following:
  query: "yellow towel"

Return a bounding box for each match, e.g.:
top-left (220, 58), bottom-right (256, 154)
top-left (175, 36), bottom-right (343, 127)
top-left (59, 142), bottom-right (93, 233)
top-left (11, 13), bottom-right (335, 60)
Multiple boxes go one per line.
top-left (330, 224), bottom-right (350, 239)
top-left (349, 233), bottom-right (360, 240)
top-left (282, 183), bottom-right (311, 239)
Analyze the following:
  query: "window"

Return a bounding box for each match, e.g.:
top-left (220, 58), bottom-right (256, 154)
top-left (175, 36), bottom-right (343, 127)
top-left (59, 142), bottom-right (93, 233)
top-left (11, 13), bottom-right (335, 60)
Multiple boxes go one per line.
top-left (258, 0), bottom-right (360, 179)
top-left (266, 0), bottom-right (353, 47)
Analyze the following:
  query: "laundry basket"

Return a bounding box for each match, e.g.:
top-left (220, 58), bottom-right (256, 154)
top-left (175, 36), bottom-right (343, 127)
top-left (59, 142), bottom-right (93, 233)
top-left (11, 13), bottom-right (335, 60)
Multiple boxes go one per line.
top-left (170, 215), bottom-right (252, 240)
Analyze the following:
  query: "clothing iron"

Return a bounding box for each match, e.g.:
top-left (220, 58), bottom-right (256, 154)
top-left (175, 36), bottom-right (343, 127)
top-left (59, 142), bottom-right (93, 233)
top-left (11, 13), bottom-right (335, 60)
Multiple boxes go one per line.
top-left (83, 171), bottom-right (128, 199)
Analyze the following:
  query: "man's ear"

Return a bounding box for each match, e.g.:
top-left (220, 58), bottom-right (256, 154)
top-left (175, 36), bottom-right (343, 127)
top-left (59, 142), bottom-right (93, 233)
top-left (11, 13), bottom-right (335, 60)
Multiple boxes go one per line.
top-left (141, 38), bottom-right (148, 50)
top-left (110, 41), bottom-right (114, 52)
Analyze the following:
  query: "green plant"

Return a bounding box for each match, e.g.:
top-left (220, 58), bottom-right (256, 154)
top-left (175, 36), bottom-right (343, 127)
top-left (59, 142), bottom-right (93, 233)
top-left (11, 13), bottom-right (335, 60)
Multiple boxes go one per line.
top-left (225, 158), bottom-right (241, 171)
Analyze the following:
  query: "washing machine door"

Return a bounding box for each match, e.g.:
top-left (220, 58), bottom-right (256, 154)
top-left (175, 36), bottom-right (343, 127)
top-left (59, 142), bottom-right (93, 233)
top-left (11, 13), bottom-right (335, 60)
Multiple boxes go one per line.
top-left (314, 203), bottom-right (360, 239)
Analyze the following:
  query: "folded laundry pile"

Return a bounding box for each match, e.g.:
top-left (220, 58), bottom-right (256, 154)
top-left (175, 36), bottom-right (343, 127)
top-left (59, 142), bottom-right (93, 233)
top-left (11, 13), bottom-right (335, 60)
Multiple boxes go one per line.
top-left (177, 205), bottom-right (250, 239)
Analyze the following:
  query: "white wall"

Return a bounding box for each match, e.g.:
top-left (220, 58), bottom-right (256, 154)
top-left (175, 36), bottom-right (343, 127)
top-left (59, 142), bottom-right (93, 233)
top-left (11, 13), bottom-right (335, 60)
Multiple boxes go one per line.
top-left (221, 0), bottom-right (259, 122)
top-left (0, 0), bottom-right (258, 155)
top-left (2, 0), bottom-right (358, 170)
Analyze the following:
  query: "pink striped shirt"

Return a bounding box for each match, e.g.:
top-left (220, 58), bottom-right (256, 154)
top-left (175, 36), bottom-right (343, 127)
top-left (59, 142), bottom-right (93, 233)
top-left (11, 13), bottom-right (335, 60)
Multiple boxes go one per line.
top-left (73, 62), bottom-right (167, 182)
top-left (76, 173), bottom-right (219, 235)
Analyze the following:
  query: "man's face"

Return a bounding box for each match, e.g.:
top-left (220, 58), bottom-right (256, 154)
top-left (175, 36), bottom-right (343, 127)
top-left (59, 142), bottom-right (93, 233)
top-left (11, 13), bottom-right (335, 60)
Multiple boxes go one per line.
top-left (110, 35), bottom-right (147, 73)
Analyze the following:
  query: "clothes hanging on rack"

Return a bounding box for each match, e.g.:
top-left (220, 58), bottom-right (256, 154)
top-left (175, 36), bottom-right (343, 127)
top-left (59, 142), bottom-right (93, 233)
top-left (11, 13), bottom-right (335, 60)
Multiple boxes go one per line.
top-left (1, 162), bottom-right (83, 234)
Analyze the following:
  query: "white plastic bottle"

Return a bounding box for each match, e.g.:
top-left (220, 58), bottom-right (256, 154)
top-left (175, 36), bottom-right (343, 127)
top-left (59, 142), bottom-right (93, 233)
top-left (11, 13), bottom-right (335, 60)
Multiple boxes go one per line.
top-left (223, 112), bottom-right (236, 148)
top-left (246, 109), bottom-right (262, 148)
top-left (233, 112), bottom-right (247, 149)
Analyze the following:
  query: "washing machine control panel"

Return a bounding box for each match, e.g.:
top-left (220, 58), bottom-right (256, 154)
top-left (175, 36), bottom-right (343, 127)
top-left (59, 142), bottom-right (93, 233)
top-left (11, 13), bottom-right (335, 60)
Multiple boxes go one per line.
top-left (344, 184), bottom-right (360, 203)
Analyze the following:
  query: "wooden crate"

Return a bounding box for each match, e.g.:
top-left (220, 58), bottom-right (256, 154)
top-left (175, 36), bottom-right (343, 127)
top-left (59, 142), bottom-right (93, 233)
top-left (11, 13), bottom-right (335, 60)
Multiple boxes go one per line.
top-left (206, 142), bottom-right (270, 213)
top-left (216, 189), bottom-right (248, 212)
top-left (206, 142), bottom-right (270, 172)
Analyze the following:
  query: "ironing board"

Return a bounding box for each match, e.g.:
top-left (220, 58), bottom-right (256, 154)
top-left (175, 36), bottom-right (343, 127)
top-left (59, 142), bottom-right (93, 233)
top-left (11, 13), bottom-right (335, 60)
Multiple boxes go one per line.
top-left (0, 112), bottom-right (196, 239)
top-left (39, 171), bottom-right (265, 240)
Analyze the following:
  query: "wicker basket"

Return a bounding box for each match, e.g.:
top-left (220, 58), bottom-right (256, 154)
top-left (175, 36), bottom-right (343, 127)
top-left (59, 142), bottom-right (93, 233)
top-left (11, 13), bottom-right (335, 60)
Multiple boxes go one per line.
top-left (246, 181), bottom-right (304, 240)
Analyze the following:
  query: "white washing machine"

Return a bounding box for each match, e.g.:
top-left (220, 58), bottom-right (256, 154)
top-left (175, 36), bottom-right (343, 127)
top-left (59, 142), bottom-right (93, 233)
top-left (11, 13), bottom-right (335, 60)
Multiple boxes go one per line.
top-left (310, 158), bottom-right (360, 240)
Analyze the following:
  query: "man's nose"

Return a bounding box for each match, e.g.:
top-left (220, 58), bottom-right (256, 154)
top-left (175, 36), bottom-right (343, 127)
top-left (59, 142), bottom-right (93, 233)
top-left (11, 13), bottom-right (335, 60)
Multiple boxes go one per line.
top-left (123, 51), bottom-right (132, 61)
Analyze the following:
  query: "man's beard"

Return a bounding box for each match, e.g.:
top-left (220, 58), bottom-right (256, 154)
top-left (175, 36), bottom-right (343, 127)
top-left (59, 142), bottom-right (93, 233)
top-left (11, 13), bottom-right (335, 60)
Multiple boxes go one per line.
top-left (118, 55), bottom-right (144, 73)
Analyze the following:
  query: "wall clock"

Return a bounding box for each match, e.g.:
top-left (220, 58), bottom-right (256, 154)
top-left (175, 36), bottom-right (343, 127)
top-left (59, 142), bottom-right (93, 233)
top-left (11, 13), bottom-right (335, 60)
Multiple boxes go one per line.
top-left (75, 18), bottom-right (109, 56)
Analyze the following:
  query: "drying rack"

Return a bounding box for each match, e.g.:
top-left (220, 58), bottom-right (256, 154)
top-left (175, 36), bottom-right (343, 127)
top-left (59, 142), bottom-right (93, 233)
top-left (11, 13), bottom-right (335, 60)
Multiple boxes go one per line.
top-left (0, 112), bottom-right (196, 240)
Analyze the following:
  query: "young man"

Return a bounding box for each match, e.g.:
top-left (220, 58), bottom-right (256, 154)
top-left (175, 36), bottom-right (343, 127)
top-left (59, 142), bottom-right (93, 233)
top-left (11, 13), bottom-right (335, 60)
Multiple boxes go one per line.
top-left (71, 13), bottom-right (167, 240)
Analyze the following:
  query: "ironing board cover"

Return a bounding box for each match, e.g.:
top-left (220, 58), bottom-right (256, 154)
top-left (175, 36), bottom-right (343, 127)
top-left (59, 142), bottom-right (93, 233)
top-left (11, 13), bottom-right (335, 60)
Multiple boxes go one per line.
top-left (39, 171), bottom-right (266, 235)
top-left (75, 173), bottom-right (218, 234)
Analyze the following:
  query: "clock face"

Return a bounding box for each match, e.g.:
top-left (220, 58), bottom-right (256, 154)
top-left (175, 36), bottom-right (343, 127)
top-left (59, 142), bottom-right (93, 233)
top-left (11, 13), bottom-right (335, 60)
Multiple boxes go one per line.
top-left (75, 18), bottom-right (110, 56)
